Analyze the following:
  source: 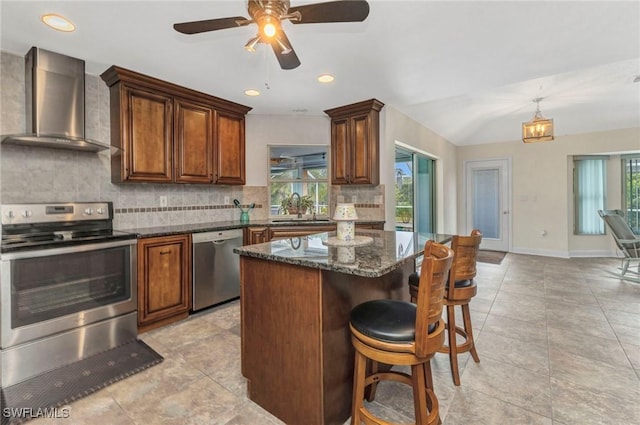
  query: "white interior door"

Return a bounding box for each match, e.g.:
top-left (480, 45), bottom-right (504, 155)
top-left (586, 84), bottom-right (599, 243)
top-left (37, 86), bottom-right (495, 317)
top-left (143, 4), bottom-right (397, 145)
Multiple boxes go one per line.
top-left (465, 159), bottom-right (511, 252)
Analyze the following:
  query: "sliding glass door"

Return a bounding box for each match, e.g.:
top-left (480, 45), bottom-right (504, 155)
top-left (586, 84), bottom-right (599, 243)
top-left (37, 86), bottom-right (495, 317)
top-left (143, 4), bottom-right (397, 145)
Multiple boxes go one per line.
top-left (394, 147), bottom-right (435, 233)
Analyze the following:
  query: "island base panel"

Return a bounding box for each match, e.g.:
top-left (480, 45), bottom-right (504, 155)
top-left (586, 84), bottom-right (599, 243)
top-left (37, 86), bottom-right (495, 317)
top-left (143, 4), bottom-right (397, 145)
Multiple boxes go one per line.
top-left (241, 257), bottom-right (324, 425)
top-left (240, 256), bottom-right (414, 425)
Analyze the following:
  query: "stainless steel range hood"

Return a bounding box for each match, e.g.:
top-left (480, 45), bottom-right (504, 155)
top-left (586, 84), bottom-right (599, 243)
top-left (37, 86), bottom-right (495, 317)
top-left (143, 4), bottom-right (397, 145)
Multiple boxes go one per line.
top-left (1, 47), bottom-right (111, 152)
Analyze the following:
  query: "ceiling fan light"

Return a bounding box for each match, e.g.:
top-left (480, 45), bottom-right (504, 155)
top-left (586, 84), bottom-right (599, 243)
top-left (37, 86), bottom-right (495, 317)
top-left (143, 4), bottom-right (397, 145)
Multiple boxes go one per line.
top-left (262, 20), bottom-right (278, 38)
top-left (244, 35), bottom-right (261, 52)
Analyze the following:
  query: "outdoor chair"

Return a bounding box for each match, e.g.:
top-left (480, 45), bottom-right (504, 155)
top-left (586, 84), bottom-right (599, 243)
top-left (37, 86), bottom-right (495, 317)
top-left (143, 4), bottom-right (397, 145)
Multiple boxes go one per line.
top-left (598, 209), bottom-right (640, 282)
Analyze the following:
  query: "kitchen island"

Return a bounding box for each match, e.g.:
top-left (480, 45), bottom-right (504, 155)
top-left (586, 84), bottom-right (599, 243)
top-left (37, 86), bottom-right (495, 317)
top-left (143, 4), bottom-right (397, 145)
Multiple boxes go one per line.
top-left (235, 230), bottom-right (452, 425)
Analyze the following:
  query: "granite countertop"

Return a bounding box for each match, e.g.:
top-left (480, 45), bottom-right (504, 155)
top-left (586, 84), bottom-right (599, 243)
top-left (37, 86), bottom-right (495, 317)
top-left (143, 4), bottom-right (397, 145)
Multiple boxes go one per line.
top-left (234, 230), bottom-right (453, 278)
top-left (117, 219), bottom-right (385, 238)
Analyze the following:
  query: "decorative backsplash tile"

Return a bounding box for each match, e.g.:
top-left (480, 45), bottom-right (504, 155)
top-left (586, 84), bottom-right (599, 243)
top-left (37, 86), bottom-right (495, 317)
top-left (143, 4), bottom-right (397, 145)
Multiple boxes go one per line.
top-left (0, 50), bottom-right (386, 231)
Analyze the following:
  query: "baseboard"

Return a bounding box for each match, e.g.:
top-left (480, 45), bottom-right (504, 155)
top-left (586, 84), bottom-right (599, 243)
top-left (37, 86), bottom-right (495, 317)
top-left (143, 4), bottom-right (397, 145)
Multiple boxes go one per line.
top-left (510, 247), bottom-right (570, 258)
top-left (567, 249), bottom-right (622, 258)
top-left (511, 247), bottom-right (622, 259)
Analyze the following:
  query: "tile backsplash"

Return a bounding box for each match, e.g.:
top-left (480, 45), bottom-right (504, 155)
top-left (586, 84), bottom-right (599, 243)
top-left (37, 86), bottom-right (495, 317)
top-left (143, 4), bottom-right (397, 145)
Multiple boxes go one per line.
top-left (0, 50), bottom-right (384, 229)
top-left (0, 50), bottom-right (268, 229)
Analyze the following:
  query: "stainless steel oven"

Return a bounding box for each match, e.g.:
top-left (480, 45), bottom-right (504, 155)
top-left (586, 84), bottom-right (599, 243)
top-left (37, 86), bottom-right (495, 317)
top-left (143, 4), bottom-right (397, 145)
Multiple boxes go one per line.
top-left (0, 202), bottom-right (137, 387)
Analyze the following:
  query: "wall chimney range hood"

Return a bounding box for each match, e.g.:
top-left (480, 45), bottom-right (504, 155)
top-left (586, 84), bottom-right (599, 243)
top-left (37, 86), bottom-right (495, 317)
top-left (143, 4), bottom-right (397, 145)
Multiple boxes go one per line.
top-left (2, 47), bottom-right (111, 152)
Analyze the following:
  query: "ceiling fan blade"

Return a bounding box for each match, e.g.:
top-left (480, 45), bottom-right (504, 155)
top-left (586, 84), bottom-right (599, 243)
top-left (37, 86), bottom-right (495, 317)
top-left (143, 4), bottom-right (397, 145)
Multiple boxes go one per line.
top-left (173, 16), bottom-right (249, 34)
top-left (270, 32), bottom-right (301, 70)
top-left (288, 0), bottom-right (369, 24)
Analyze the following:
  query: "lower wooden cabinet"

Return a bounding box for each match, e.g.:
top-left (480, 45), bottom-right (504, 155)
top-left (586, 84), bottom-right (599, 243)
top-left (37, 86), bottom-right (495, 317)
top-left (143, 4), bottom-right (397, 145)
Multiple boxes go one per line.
top-left (243, 226), bottom-right (270, 245)
top-left (137, 234), bottom-right (191, 332)
top-left (243, 223), bottom-right (384, 245)
top-left (269, 225), bottom-right (336, 241)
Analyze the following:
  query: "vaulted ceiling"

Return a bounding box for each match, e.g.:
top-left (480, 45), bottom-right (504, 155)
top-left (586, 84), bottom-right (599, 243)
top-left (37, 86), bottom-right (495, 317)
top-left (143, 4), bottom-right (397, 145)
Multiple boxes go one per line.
top-left (1, 1), bottom-right (639, 146)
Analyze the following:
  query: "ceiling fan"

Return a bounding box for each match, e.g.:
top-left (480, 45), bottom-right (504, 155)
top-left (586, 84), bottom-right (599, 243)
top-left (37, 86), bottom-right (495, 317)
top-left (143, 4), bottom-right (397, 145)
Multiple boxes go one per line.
top-left (173, 0), bottom-right (370, 70)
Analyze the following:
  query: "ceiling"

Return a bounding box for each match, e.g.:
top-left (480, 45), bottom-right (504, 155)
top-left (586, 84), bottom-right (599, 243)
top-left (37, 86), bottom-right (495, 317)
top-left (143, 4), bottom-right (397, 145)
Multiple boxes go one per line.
top-left (1, 1), bottom-right (639, 146)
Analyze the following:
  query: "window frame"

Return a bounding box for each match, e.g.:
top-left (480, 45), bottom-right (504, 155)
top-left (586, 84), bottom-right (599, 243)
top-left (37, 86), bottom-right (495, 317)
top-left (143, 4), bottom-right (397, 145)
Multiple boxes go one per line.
top-left (622, 154), bottom-right (640, 235)
top-left (268, 144), bottom-right (330, 219)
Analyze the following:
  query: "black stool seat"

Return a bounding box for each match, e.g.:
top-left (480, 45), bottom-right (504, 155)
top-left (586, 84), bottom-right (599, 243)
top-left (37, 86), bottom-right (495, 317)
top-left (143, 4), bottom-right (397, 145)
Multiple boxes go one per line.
top-left (350, 299), bottom-right (436, 343)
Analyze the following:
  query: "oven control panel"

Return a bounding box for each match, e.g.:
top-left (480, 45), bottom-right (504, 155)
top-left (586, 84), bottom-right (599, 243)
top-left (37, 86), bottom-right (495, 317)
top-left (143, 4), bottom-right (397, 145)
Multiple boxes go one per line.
top-left (1, 202), bottom-right (112, 225)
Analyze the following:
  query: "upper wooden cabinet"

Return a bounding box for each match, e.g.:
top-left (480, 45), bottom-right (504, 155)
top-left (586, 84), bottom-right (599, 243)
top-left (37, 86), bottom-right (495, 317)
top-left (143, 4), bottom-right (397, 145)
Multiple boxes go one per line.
top-left (215, 111), bottom-right (246, 184)
top-left (101, 66), bottom-right (251, 185)
top-left (324, 99), bottom-right (384, 185)
top-left (174, 99), bottom-right (214, 184)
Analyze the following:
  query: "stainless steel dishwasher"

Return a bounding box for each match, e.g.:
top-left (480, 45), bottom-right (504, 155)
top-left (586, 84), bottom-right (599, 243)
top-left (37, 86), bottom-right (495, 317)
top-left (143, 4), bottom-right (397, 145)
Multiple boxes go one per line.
top-left (192, 229), bottom-right (243, 311)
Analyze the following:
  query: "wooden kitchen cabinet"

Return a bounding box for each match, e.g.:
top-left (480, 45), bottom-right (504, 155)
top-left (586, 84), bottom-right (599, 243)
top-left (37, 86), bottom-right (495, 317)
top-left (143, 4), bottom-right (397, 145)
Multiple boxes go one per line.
top-left (243, 223), bottom-right (384, 245)
top-left (137, 234), bottom-right (191, 332)
top-left (324, 99), bottom-right (384, 185)
top-left (355, 223), bottom-right (384, 230)
top-left (112, 85), bottom-right (173, 182)
top-left (269, 225), bottom-right (336, 241)
top-left (215, 111), bottom-right (246, 184)
top-left (101, 66), bottom-right (251, 185)
top-left (244, 227), bottom-right (270, 245)
top-left (174, 98), bottom-right (214, 183)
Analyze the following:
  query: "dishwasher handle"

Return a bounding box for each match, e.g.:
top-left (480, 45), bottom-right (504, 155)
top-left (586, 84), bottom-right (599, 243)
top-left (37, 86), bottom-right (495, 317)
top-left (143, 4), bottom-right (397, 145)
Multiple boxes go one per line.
top-left (192, 229), bottom-right (243, 244)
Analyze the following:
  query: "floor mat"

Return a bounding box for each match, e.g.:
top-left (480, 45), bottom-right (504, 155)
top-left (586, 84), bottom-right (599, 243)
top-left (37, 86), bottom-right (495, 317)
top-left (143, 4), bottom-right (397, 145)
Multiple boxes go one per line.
top-left (1, 339), bottom-right (163, 425)
top-left (477, 250), bottom-right (507, 265)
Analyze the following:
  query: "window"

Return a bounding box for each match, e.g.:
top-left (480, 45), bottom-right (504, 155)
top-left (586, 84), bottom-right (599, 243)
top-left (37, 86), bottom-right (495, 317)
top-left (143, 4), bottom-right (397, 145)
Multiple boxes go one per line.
top-left (269, 145), bottom-right (329, 217)
top-left (394, 145), bottom-right (436, 233)
top-left (573, 156), bottom-right (607, 235)
top-left (622, 155), bottom-right (640, 235)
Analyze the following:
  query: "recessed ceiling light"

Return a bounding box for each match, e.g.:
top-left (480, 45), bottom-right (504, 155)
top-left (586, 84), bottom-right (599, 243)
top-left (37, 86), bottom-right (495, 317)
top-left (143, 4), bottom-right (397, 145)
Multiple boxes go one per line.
top-left (244, 89), bottom-right (260, 96)
top-left (317, 74), bottom-right (335, 83)
top-left (41, 14), bottom-right (75, 32)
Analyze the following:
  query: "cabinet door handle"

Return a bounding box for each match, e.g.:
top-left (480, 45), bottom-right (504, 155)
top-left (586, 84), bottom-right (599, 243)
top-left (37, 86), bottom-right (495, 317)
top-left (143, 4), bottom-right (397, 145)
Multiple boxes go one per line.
top-left (160, 250), bottom-right (172, 255)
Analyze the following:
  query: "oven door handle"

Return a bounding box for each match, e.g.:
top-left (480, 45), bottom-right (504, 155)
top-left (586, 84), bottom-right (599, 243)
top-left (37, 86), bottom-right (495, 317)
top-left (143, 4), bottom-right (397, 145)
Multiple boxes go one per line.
top-left (0, 238), bottom-right (138, 260)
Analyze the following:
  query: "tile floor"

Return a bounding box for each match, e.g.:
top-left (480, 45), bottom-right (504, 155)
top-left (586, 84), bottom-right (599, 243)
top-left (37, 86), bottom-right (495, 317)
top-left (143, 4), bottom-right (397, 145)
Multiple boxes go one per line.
top-left (28, 253), bottom-right (640, 425)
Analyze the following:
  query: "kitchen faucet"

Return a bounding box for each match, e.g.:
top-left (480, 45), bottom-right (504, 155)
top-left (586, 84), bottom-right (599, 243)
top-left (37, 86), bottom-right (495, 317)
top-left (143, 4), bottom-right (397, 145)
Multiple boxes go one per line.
top-left (289, 192), bottom-right (302, 218)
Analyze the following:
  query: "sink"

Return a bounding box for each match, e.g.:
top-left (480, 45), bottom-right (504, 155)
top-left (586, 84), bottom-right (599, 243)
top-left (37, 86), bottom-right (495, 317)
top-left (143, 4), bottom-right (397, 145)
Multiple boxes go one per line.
top-left (270, 218), bottom-right (332, 223)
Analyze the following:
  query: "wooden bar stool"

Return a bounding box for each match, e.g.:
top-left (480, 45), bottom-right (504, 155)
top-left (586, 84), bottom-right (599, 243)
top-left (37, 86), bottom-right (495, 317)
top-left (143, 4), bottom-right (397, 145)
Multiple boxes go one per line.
top-left (409, 229), bottom-right (482, 386)
top-left (349, 240), bottom-right (454, 425)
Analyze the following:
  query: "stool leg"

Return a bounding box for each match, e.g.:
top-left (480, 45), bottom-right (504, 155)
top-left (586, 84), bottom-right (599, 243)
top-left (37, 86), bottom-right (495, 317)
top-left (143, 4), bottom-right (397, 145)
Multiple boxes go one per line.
top-left (424, 361), bottom-right (434, 411)
top-left (365, 360), bottom-right (379, 402)
top-left (462, 303), bottom-right (480, 363)
top-left (446, 304), bottom-right (461, 386)
top-left (412, 363), bottom-right (429, 425)
top-left (351, 350), bottom-right (367, 425)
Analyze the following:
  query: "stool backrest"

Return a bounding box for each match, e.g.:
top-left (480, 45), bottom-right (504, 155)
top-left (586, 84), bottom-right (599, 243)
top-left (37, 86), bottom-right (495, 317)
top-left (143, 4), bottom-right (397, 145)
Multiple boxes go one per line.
top-left (414, 240), bottom-right (454, 357)
top-left (447, 229), bottom-right (483, 297)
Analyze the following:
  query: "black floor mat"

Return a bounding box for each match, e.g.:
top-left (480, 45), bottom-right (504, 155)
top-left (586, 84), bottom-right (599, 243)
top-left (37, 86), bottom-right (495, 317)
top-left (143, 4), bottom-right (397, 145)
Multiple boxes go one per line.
top-left (477, 250), bottom-right (507, 265)
top-left (1, 339), bottom-right (163, 425)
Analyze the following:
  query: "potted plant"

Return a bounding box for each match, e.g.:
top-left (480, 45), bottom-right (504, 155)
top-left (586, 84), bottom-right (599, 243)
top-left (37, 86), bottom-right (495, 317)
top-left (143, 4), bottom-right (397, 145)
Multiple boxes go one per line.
top-left (279, 195), bottom-right (314, 215)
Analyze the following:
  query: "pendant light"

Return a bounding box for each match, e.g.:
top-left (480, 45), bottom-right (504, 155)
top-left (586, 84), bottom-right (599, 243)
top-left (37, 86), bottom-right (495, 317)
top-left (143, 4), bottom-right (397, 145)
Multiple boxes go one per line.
top-left (522, 97), bottom-right (554, 143)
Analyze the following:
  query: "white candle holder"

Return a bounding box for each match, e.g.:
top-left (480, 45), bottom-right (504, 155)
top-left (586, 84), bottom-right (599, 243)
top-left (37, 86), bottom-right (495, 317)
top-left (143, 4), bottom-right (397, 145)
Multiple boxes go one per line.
top-left (337, 247), bottom-right (356, 263)
top-left (333, 203), bottom-right (358, 241)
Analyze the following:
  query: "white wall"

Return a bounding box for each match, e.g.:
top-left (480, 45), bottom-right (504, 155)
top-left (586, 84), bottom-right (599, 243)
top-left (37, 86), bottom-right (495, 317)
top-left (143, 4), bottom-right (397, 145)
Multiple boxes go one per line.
top-left (245, 114), bottom-right (330, 186)
top-left (381, 106), bottom-right (459, 233)
top-left (456, 127), bottom-right (640, 257)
